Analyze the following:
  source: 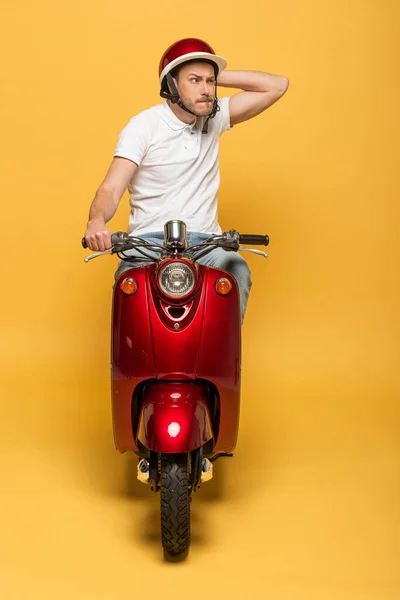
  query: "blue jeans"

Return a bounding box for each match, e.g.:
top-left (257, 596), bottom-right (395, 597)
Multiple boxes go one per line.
top-left (114, 231), bottom-right (252, 324)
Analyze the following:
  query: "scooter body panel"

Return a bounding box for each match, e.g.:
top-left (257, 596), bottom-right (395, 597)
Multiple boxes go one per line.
top-left (137, 382), bottom-right (213, 453)
top-left (111, 262), bottom-right (241, 455)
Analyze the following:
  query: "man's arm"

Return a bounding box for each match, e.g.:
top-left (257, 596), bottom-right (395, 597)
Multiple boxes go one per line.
top-left (217, 70), bottom-right (289, 127)
top-left (84, 157), bottom-right (138, 251)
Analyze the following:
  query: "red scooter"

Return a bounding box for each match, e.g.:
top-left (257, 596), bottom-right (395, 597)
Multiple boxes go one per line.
top-left (83, 220), bottom-right (269, 557)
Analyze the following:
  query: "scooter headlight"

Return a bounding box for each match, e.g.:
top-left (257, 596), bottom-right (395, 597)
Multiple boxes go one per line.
top-left (158, 262), bottom-right (195, 298)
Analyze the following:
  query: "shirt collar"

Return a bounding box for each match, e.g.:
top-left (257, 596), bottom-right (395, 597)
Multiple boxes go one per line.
top-left (158, 101), bottom-right (199, 132)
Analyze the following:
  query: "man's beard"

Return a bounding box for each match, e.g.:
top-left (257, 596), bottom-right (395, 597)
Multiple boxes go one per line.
top-left (182, 97), bottom-right (214, 117)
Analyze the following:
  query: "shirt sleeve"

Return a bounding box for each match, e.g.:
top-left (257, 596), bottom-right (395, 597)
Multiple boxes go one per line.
top-left (113, 113), bottom-right (149, 166)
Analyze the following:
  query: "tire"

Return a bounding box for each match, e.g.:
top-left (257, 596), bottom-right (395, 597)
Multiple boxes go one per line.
top-left (160, 453), bottom-right (191, 557)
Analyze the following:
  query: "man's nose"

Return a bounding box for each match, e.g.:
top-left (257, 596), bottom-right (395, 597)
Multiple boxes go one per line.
top-left (201, 81), bottom-right (212, 96)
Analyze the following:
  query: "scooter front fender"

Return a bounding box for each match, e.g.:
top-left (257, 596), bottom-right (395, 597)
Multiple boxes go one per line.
top-left (137, 382), bottom-right (213, 453)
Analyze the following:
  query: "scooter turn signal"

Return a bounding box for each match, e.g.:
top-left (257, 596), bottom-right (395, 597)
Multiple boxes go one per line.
top-left (120, 277), bottom-right (138, 295)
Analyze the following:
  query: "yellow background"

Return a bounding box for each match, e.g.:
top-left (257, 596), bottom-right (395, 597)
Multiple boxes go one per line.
top-left (1, 0), bottom-right (399, 598)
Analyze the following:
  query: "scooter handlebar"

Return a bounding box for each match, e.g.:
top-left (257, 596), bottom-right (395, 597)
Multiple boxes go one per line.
top-left (81, 231), bottom-right (269, 250)
top-left (238, 234), bottom-right (269, 246)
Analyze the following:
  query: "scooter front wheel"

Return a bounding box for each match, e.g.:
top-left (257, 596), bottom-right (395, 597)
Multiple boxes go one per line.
top-left (160, 453), bottom-right (190, 557)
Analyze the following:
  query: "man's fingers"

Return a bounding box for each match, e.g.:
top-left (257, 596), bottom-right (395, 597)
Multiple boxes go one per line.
top-left (95, 231), bottom-right (106, 252)
top-left (86, 230), bottom-right (112, 252)
top-left (85, 235), bottom-right (99, 251)
top-left (85, 234), bottom-right (98, 251)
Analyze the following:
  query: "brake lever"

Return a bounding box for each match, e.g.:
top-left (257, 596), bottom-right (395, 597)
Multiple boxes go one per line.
top-left (238, 246), bottom-right (268, 258)
top-left (84, 248), bottom-right (113, 263)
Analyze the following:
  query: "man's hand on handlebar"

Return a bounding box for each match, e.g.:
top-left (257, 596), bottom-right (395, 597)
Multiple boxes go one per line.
top-left (84, 218), bottom-right (112, 251)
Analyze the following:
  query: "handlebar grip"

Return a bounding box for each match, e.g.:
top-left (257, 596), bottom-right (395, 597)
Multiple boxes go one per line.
top-left (81, 232), bottom-right (129, 250)
top-left (239, 234), bottom-right (269, 246)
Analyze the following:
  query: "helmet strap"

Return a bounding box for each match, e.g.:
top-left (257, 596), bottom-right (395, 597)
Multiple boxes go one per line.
top-left (201, 97), bottom-right (220, 134)
top-left (160, 73), bottom-right (180, 103)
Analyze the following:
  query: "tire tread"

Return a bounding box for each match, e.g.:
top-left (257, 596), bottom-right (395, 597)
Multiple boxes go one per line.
top-left (160, 454), bottom-right (190, 556)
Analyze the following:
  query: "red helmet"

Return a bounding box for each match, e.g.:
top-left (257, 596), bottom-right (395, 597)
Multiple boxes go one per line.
top-left (159, 38), bottom-right (227, 85)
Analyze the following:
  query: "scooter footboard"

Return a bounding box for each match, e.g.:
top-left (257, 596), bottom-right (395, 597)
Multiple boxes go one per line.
top-left (137, 382), bottom-right (213, 453)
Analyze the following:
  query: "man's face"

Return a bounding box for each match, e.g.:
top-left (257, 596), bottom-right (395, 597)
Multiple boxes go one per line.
top-left (173, 62), bottom-right (216, 117)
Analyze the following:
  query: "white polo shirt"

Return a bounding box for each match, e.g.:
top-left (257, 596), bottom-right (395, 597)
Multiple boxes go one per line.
top-left (114, 97), bottom-right (232, 236)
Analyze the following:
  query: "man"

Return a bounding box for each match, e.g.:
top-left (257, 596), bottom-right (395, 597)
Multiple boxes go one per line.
top-left (84, 38), bottom-right (288, 322)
